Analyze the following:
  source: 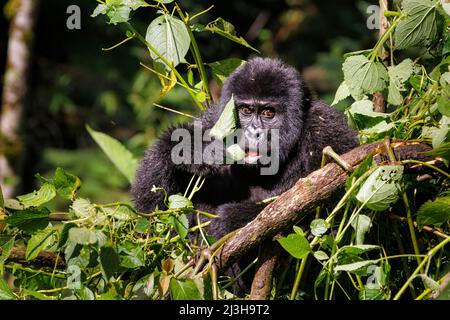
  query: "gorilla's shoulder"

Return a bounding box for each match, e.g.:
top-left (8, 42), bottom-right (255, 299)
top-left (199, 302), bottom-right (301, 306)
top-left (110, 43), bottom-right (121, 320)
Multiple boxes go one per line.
top-left (303, 100), bottom-right (359, 154)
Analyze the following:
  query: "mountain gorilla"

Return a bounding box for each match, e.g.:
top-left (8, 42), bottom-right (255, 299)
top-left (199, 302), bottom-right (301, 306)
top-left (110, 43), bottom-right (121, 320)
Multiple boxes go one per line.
top-left (131, 57), bottom-right (358, 295)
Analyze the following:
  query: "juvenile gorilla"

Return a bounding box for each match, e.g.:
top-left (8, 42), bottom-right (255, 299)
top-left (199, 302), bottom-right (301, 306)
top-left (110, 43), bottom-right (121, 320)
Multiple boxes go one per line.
top-left (131, 58), bottom-right (358, 293)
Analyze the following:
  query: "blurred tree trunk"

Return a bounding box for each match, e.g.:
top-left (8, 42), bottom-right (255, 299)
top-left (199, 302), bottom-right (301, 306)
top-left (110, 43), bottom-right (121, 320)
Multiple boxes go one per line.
top-left (0, 0), bottom-right (39, 198)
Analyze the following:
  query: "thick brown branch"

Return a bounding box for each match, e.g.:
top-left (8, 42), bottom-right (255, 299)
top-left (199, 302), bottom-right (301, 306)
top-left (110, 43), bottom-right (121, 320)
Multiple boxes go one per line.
top-left (250, 239), bottom-right (282, 300)
top-left (0, 247), bottom-right (65, 268)
top-left (215, 141), bottom-right (437, 271)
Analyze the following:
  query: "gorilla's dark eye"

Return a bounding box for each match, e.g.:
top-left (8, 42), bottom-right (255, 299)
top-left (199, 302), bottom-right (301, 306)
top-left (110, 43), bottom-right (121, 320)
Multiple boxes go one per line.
top-left (240, 106), bottom-right (254, 115)
top-left (261, 108), bottom-right (275, 119)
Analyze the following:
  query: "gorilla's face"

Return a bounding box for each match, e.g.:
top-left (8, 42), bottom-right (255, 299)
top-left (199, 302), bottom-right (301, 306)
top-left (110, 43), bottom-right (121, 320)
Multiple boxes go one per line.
top-left (218, 57), bottom-right (309, 167)
top-left (234, 97), bottom-right (282, 165)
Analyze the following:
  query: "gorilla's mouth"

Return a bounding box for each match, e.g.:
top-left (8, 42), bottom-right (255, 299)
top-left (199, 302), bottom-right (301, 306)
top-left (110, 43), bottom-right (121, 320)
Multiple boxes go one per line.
top-left (244, 149), bottom-right (261, 164)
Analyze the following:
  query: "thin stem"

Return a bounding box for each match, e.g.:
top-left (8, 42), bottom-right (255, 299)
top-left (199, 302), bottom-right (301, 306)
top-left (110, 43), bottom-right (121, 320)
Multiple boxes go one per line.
top-left (401, 191), bottom-right (422, 268)
top-left (393, 236), bottom-right (450, 300)
top-left (290, 256), bottom-right (308, 300)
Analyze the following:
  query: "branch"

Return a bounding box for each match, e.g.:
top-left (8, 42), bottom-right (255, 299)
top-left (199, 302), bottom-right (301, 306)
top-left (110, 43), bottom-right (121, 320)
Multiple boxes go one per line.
top-left (0, 247), bottom-right (65, 269)
top-left (214, 141), bottom-right (438, 271)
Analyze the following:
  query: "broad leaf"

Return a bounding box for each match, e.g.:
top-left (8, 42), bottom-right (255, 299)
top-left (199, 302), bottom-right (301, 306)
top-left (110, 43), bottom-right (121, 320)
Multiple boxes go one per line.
top-left (17, 183), bottom-right (56, 208)
top-left (394, 0), bottom-right (443, 49)
top-left (356, 165), bottom-right (404, 211)
top-left (91, 0), bottom-right (147, 25)
top-left (417, 196), bottom-right (450, 228)
top-left (346, 100), bottom-right (390, 130)
top-left (100, 246), bottom-right (120, 280)
top-left (169, 278), bottom-right (202, 300)
top-left (0, 278), bottom-right (15, 300)
top-left (310, 219), bottom-right (329, 237)
top-left (26, 226), bottom-right (55, 261)
top-left (5, 208), bottom-right (49, 233)
top-left (342, 55), bottom-right (388, 99)
top-left (169, 214), bottom-right (189, 239)
top-left (351, 214), bottom-right (373, 245)
top-left (331, 81), bottom-right (351, 106)
top-left (146, 14), bottom-right (190, 71)
top-left (334, 260), bottom-right (378, 272)
top-left (86, 125), bottom-right (138, 184)
top-left (277, 233), bottom-right (311, 259)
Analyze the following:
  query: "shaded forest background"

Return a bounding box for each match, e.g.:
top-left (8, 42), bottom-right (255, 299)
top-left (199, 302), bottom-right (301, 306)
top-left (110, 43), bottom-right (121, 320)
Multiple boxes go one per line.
top-left (0, 0), bottom-right (376, 204)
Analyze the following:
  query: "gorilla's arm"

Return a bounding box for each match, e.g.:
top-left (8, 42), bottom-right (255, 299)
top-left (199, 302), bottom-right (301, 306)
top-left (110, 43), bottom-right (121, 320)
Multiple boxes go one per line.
top-left (299, 101), bottom-right (359, 175)
top-left (131, 123), bottom-right (227, 213)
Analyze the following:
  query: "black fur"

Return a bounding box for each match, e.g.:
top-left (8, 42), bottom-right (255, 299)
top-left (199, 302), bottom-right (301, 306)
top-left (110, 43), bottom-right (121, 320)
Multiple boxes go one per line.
top-left (131, 57), bottom-right (358, 295)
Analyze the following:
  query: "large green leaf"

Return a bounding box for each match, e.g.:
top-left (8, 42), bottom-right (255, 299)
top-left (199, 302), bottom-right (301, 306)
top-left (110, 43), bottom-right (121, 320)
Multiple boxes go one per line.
top-left (277, 233), bottom-right (311, 259)
top-left (387, 59), bottom-right (414, 106)
top-left (169, 278), bottom-right (202, 300)
top-left (0, 278), bottom-right (15, 300)
top-left (209, 95), bottom-right (238, 140)
top-left (417, 196), bottom-right (450, 228)
top-left (169, 214), bottom-right (189, 239)
top-left (350, 214), bottom-right (373, 245)
top-left (346, 100), bottom-right (390, 130)
top-left (205, 18), bottom-right (258, 52)
top-left (394, 0), bottom-right (443, 49)
top-left (145, 14), bottom-right (190, 71)
top-left (4, 208), bottom-right (50, 234)
top-left (26, 226), bottom-right (55, 261)
top-left (86, 125), bottom-right (138, 184)
top-left (342, 55), bottom-right (388, 99)
top-left (17, 183), bottom-right (56, 208)
top-left (356, 165), bottom-right (404, 211)
top-left (100, 246), bottom-right (120, 280)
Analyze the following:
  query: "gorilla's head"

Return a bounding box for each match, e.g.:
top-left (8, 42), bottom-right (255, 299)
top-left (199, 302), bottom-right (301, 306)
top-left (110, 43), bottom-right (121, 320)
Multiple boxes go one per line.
top-left (217, 58), bottom-right (311, 166)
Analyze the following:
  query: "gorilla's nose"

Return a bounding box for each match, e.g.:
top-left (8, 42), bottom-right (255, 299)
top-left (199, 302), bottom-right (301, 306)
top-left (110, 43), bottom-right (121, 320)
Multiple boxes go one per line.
top-left (245, 127), bottom-right (266, 142)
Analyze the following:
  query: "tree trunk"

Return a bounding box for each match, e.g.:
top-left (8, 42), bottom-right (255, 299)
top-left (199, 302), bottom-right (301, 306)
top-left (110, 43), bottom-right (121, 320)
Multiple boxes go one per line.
top-left (0, 0), bottom-right (39, 198)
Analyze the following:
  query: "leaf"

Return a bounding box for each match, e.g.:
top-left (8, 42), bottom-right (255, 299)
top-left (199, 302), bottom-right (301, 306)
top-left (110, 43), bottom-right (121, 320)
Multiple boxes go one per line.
top-left (417, 196), bottom-right (450, 228)
top-left (310, 219), bottom-right (329, 237)
top-left (17, 183), bottom-right (56, 208)
top-left (394, 0), bottom-right (443, 49)
top-left (334, 260), bottom-right (378, 272)
top-left (342, 55), bottom-right (388, 99)
top-left (68, 228), bottom-right (100, 245)
top-left (313, 250), bottom-right (329, 261)
top-left (430, 116), bottom-right (450, 148)
top-left (226, 144), bottom-right (245, 161)
top-left (135, 218), bottom-right (150, 234)
top-left (4, 208), bottom-right (50, 233)
top-left (205, 18), bottom-right (258, 52)
top-left (91, 0), bottom-right (147, 25)
top-left (169, 213), bottom-right (189, 239)
top-left (168, 194), bottom-right (193, 210)
top-left (359, 286), bottom-right (384, 300)
top-left (351, 214), bottom-right (373, 245)
top-left (26, 226), bottom-right (55, 261)
top-left (209, 95), bottom-right (238, 140)
top-left (417, 274), bottom-right (440, 291)
top-left (359, 121), bottom-right (395, 144)
top-left (100, 246), bottom-right (120, 280)
top-left (443, 0), bottom-right (450, 16)
top-left (57, 223), bottom-right (77, 249)
top-left (277, 233), bottom-right (311, 259)
top-left (387, 59), bottom-right (414, 106)
top-left (331, 81), bottom-right (351, 106)
top-left (169, 278), bottom-right (202, 300)
top-left (356, 165), bottom-right (404, 211)
top-left (336, 245), bottom-right (380, 257)
top-left (346, 100), bottom-right (390, 130)
top-left (53, 168), bottom-right (81, 200)
top-left (0, 278), bottom-right (15, 300)
top-left (145, 14), bottom-right (190, 71)
top-left (86, 125), bottom-right (138, 184)
top-left (208, 58), bottom-right (245, 86)
top-left (0, 237), bottom-right (14, 267)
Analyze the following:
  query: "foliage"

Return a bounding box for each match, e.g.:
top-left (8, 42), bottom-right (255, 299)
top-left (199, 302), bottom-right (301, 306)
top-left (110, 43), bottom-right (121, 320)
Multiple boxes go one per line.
top-left (0, 0), bottom-right (449, 301)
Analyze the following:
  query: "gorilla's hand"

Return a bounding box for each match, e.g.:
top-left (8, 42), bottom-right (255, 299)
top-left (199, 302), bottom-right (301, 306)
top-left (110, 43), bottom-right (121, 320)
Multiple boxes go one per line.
top-left (205, 201), bottom-right (266, 240)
